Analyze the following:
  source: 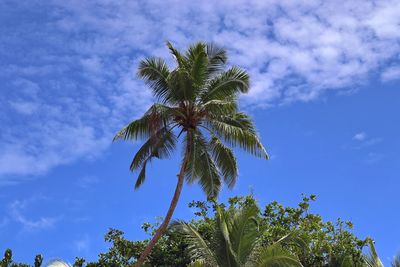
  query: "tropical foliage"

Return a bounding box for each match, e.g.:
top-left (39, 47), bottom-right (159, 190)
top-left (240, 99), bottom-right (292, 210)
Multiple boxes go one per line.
top-left (171, 198), bottom-right (303, 266)
top-left (68, 195), bottom-right (389, 267)
top-left (3, 195), bottom-right (396, 267)
top-left (113, 41), bottom-right (267, 265)
top-left (392, 254), bottom-right (400, 267)
top-left (0, 249), bottom-right (42, 267)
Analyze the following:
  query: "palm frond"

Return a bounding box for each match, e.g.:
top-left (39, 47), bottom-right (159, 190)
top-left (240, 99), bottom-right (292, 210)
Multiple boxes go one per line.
top-left (113, 104), bottom-right (177, 141)
top-left (184, 132), bottom-right (221, 198)
top-left (253, 244), bottom-right (303, 267)
top-left (129, 128), bottom-right (176, 171)
top-left (338, 255), bottom-right (357, 267)
top-left (209, 137), bottom-right (238, 188)
top-left (208, 118), bottom-right (268, 159)
top-left (197, 143), bottom-right (222, 199)
top-left (135, 160), bottom-right (148, 189)
top-left (171, 221), bottom-right (218, 266)
top-left (113, 115), bottom-right (152, 142)
top-left (274, 231), bottom-right (309, 253)
top-left (229, 202), bottom-right (259, 265)
top-left (186, 259), bottom-right (207, 267)
top-left (212, 206), bottom-right (240, 267)
top-left (202, 66), bottom-right (249, 102)
top-left (166, 41), bottom-right (187, 69)
top-left (364, 240), bottom-right (384, 267)
top-left (201, 99), bottom-right (238, 117)
top-left (168, 68), bottom-right (195, 102)
top-left (138, 57), bottom-right (171, 102)
top-left (129, 127), bottom-right (176, 189)
top-left (206, 43), bottom-right (227, 75)
top-left (186, 42), bottom-right (208, 91)
top-left (183, 131), bottom-right (201, 183)
top-left (392, 253), bottom-right (400, 267)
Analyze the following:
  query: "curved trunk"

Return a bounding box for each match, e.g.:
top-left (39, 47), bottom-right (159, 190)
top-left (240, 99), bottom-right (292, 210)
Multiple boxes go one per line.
top-left (134, 131), bottom-right (192, 267)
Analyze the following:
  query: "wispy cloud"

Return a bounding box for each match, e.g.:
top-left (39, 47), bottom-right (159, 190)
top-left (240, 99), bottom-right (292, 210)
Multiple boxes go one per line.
top-left (351, 132), bottom-right (384, 163)
top-left (1, 0), bottom-right (399, 182)
top-left (353, 132), bottom-right (367, 141)
top-left (8, 197), bottom-right (59, 232)
top-left (8, 100), bottom-right (39, 115)
top-left (381, 66), bottom-right (400, 82)
top-left (352, 132), bottom-right (383, 146)
top-left (365, 152), bottom-right (385, 164)
top-left (76, 175), bottom-right (100, 189)
top-left (73, 234), bottom-right (91, 253)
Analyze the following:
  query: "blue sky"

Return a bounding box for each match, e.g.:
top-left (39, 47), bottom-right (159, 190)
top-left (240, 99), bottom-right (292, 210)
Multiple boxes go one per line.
top-left (0, 0), bottom-right (399, 265)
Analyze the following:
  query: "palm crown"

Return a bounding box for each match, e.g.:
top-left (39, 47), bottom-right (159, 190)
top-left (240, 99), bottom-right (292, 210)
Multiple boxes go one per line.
top-left (173, 201), bottom-right (303, 267)
top-left (114, 41), bottom-right (267, 198)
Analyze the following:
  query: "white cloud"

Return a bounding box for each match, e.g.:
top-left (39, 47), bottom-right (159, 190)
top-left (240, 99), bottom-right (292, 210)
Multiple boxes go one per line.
top-left (80, 56), bottom-right (103, 73)
top-left (351, 132), bottom-right (383, 156)
top-left (0, 119), bottom-right (111, 177)
top-left (365, 152), bottom-right (384, 164)
top-left (8, 198), bottom-right (59, 231)
top-left (76, 175), bottom-right (100, 189)
top-left (352, 132), bottom-right (383, 147)
top-left (8, 100), bottom-right (39, 115)
top-left (1, 0), bottom-right (400, 182)
top-left (74, 235), bottom-right (91, 253)
top-left (381, 66), bottom-right (400, 82)
top-left (353, 132), bottom-right (367, 141)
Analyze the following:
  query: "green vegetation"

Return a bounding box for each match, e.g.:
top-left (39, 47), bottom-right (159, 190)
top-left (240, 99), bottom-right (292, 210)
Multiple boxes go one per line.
top-left (171, 197), bottom-right (303, 267)
top-left (4, 194), bottom-right (396, 267)
top-left (66, 194), bottom-right (400, 266)
top-left (113, 41), bottom-right (267, 265)
top-left (0, 249), bottom-right (41, 267)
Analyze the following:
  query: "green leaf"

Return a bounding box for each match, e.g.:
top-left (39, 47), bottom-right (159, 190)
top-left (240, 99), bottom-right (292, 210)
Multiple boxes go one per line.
top-left (202, 66), bottom-right (249, 102)
top-left (201, 99), bottom-right (238, 117)
top-left (138, 57), bottom-right (171, 102)
top-left (184, 131), bottom-right (221, 198)
top-left (208, 118), bottom-right (268, 159)
top-left (171, 221), bottom-right (217, 266)
top-left (229, 202), bottom-right (259, 265)
top-left (209, 137), bottom-right (238, 188)
top-left (129, 127), bottom-right (176, 189)
top-left (364, 240), bottom-right (384, 267)
top-left (135, 160), bottom-right (148, 189)
top-left (166, 41), bottom-right (187, 69)
top-left (255, 244), bottom-right (303, 267)
top-left (206, 43), bottom-right (227, 75)
top-left (113, 104), bottom-right (177, 141)
top-left (186, 42), bottom-right (208, 90)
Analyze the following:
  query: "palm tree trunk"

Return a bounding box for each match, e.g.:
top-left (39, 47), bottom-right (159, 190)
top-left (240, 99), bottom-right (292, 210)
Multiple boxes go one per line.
top-left (134, 132), bottom-right (192, 267)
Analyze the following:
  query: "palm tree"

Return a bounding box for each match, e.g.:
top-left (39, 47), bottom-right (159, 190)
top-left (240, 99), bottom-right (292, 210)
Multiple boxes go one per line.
top-left (363, 240), bottom-right (384, 267)
top-left (113, 41), bottom-right (268, 266)
top-left (172, 201), bottom-right (303, 267)
top-left (392, 253), bottom-right (400, 267)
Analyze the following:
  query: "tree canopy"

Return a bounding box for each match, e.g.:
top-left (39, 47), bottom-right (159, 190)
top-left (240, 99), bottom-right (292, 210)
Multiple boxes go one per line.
top-left (2, 196), bottom-right (395, 267)
top-left (62, 195), bottom-right (391, 266)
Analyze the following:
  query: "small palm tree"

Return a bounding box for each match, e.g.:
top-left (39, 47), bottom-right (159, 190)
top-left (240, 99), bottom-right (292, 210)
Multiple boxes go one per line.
top-left (364, 240), bottom-right (384, 267)
top-left (114, 41), bottom-right (268, 266)
top-left (172, 201), bottom-right (303, 267)
top-left (392, 253), bottom-right (400, 267)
